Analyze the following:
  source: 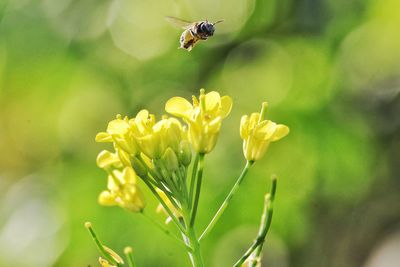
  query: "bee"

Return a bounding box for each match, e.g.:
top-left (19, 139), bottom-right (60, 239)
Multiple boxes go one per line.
top-left (165, 16), bottom-right (224, 51)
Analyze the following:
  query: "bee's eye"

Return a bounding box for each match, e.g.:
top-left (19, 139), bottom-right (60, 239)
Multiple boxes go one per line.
top-left (200, 24), bottom-right (208, 33)
top-left (200, 23), bottom-right (214, 35)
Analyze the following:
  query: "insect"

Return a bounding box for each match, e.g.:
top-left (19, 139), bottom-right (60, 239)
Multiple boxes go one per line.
top-left (165, 16), bottom-right (224, 51)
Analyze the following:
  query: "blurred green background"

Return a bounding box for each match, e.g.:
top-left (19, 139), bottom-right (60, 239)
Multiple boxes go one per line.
top-left (1, 0), bottom-right (400, 266)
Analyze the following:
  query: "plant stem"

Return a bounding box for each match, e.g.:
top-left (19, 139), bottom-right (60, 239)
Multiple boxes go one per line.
top-left (199, 161), bottom-right (253, 241)
top-left (233, 176), bottom-right (277, 267)
top-left (189, 153), bottom-right (200, 205)
top-left (85, 222), bottom-right (120, 266)
top-left (182, 209), bottom-right (204, 267)
top-left (141, 176), bottom-right (186, 233)
top-left (186, 225), bottom-right (204, 267)
top-left (190, 153), bottom-right (205, 227)
top-left (140, 211), bottom-right (193, 251)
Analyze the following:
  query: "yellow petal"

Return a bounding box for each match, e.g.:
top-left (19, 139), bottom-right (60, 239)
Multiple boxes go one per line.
top-left (165, 97), bottom-right (193, 119)
top-left (135, 109), bottom-right (149, 122)
top-left (207, 117), bottom-right (222, 133)
top-left (271, 124), bottom-right (289, 141)
top-left (125, 185), bottom-right (146, 210)
top-left (117, 148), bottom-right (131, 166)
top-left (136, 134), bottom-right (160, 159)
top-left (107, 119), bottom-right (129, 135)
top-left (134, 110), bottom-right (151, 133)
top-left (107, 174), bottom-right (120, 191)
top-left (205, 91), bottom-right (221, 114)
top-left (122, 167), bottom-right (137, 183)
top-left (249, 113), bottom-right (260, 128)
top-left (220, 96), bottom-right (233, 118)
top-left (256, 121), bottom-right (277, 140)
top-left (240, 115), bottom-right (249, 139)
top-left (96, 150), bottom-right (120, 169)
top-left (95, 132), bottom-right (112, 142)
top-left (98, 191), bottom-right (117, 206)
top-left (112, 135), bottom-right (136, 155)
top-left (152, 119), bottom-right (166, 133)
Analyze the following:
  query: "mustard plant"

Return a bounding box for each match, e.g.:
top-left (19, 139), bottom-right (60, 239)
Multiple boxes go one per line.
top-left (86, 89), bottom-right (289, 267)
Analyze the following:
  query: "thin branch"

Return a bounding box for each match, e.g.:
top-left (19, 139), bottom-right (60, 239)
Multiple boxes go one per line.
top-left (199, 161), bottom-right (253, 241)
top-left (233, 176), bottom-right (277, 267)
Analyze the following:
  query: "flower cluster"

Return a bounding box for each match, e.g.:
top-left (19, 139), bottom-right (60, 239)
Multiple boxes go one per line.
top-left (165, 88), bottom-right (232, 154)
top-left (95, 89), bottom-right (233, 220)
top-left (92, 89), bottom-right (290, 267)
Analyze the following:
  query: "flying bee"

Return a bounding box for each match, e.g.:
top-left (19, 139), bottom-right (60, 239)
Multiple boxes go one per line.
top-left (165, 16), bottom-right (224, 51)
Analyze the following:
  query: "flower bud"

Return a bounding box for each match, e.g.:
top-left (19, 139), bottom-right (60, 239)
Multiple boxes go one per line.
top-left (162, 147), bottom-right (179, 172)
top-left (131, 157), bottom-right (148, 177)
top-left (179, 140), bottom-right (192, 166)
top-left (165, 118), bottom-right (183, 152)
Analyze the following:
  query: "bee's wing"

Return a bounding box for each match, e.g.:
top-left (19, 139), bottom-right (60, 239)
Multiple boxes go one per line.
top-left (165, 16), bottom-right (194, 29)
top-left (213, 19), bottom-right (225, 25)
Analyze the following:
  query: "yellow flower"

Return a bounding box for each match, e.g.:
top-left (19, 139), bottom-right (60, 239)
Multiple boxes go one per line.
top-left (98, 167), bottom-right (146, 212)
top-left (156, 189), bottom-right (182, 224)
top-left (96, 150), bottom-right (123, 169)
top-left (95, 114), bottom-right (138, 156)
top-left (129, 110), bottom-right (160, 159)
top-left (131, 110), bottom-right (186, 159)
top-left (155, 117), bottom-right (185, 155)
top-left (165, 88), bottom-right (232, 153)
top-left (240, 102), bottom-right (289, 162)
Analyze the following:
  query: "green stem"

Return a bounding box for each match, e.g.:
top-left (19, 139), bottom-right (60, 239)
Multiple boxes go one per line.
top-left (199, 161), bottom-right (253, 241)
top-left (141, 176), bottom-right (186, 233)
top-left (85, 222), bottom-right (120, 266)
top-left (186, 225), bottom-right (204, 267)
top-left (182, 208), bottom-right (204, 267)
top-left (190, 153), bottom-right (205, 227)
top-left (137, 155), bottom-right (180, 208)
top-left (140, 211), bottom-right (193, 252)
top-left (250, 246), bottom-right (262, 267)
top-left (189, 154), bottom-right (200, 205)
top-left (233, 176), bottom-right (277, 267)
top-left (137, 156), bottom-right (179, 208)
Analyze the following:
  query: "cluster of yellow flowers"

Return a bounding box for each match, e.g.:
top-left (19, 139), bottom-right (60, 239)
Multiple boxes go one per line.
top-left (92, 88), bottom-right (289, 267)
top-left (95, 89), bottom-right (289, 216)
top-left (165, 89), bottom-right (232, 153)
top-left (95, 89), bottom-right (234, 214)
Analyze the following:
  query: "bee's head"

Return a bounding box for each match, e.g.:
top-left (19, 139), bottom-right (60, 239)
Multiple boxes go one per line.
top-left (199, 22), bottom-right (215, 36)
